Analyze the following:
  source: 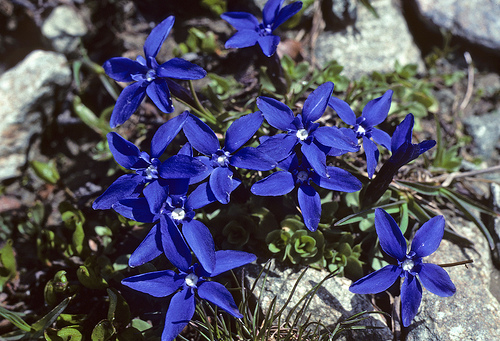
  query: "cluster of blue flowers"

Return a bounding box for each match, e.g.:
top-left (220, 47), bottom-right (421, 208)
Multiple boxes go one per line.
top-left (93, 1), bottom-right (456, 339)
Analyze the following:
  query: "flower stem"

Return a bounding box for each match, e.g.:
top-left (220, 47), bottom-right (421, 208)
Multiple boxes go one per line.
top-left (437, 259), bottom-right (473, 268)
top-left (189, 80), bottom-right (217, 126)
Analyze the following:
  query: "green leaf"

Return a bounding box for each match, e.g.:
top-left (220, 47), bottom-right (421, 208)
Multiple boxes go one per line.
top-left (396, 180), bottom-right (441, 196)
top-left (91, 320), bottom-right (116, 341)
top-left (0, 305), bottom-right (30, 332)
top-left (31, 297), bottom-right (72, 338)
top-left (0, 239), bottom-right (17, 291)
top-left (30, 160), bottom-right (60, 185)
top-left (45, 326), bottom-right (83, 341)
top-left (73, 96), bottom-right (111, 136)
top-left (107, 288), bottom-right (131, 329)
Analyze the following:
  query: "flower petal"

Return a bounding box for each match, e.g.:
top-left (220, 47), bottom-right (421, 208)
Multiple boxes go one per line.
top-left (143, 180), bottom-right (168, 214)
top-left (257, 35), bottom-right (280, 57)
top-left (107, 132), bottom-right (143, 169)
top-left (257, 96), bottom-right (295, 131)
top-left (159, 155), bottom-right (209, 179)
top-left (256, 133), bottom-right (297, 163)
top-left (251, 171), bottom-right (295, 196)
top-left (301, 142), bottom-right (327, 178)
top-left (272, 1), bottom-right (303, 30)
top-left (211, 250), bottom-right (257, 277)
top-left (183, 114), bottom-right (220, 156)
top-left (370, 127), bottom-right (391, 150)
top-left (113, 198), bottom-right (157, 223)
top-left (417, 263), bottom-right (456, 297)
top-left (375, 208), bottom-right (407, 261)
top-left (209, 167), bottom-right (234, 204)
top-left (103, 57), bottom-right (147, 82)
top-left (198, 281), bottom-right (242, 318)
top-left (162, 289), bottom-right (195, 341)
top-left (160, 215), bottom-right (191, 271)
top-left (150, 111), bottom-right (189, 158)
top-left (362, 90), bottom-right (393, 127)
top-left (349, 265), bottom-right (402, 294)
top-left (401, 274), bottom-right (422, 327)
top-left (224, 29), bottom-right (259, 49)
top-left (157, 58), bottom-right (207, 80)
top-left (146, 79), bottom-right (174, 113)
top-left (121, 269), bottom-right (182, 297)
top-left (220, 12), bottom-right (259, 30)
top-left (182, 220), bottom-right (216, 274)
top-left (185, 182), bottom-right (217, 210)
top-left (298, 183), bottom-right (321, 232)
top-left (224, 112), bottom-right (263, 153)
top-left (262, 0), bottom-right (282, 26)
top-left (391, 113), bottom-right (414, 153)
top-left (110, 81), bottom-right (147, 128)
top-left (92, 174), bottom-right (143, 210)
top-left (327, 96), bottom-right (356, 125)
top-left (144, 16), bottom-right (175, 59)
top-left (302, 82), bottom-right (334, 124)
top-left (312, 166), bottom-right (362, 192)
top-left (313, 126), bottom-right (359, 151)
top-left (230, 147), bottom-right (277, 171)
top-left (129, 224), bottom-right (163, 267)
top-left (363, 136), bottom-right (379, 179)
top-left (410, 215), bottom-right (445, 258)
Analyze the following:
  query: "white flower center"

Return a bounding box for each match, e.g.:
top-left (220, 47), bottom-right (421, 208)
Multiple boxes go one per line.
top-left (145, 165), bottom-right (158, 180)
top-left (355, 125), bottom-right (366, 135)
top-left (296, 129), bottom-right (309, 141)
top-left (402, 259), bottom-right (415, 272)
top-left (297, 170), bottom-right (308, 182)
top-left (185, 273), bottom-right (199, 287)
top-left (146, 69), bottom-right (156, 82)
top-left (171, 208), bottom-right (186, 221)
top-left (217, 155), bottom-right (227, 166)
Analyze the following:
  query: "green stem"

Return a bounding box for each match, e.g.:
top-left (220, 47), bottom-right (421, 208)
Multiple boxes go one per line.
top-left (189, 80), bottom-right (217, 125)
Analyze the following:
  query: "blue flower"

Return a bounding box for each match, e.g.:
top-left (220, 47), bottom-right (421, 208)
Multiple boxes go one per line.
top-left (349, 209), bottom-right (456, 327)
top-left (103, 16), bottom-right (207, 127)
top-left (183, 112), bottom-right (276, 204)
top-left (251, 153), bottom-right (361, 231)
top-left (92, 112), bottom-right (208, 210)
top-left (122, 233), bottom-right (256, 341)
top-left (221, 0), bottom-right (303, 57)
top-left (257, 82), bottom-right (359, 178)
top-left (362, 113), bottom-right (436, 206)
top-left (328, 90), bottom-right (393, 178)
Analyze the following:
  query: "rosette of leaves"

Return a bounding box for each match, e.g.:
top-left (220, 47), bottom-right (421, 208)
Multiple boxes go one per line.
top-left (324, 234), bottom-right (363, 278)
top-left (266, 216), bottom-right (325, 265)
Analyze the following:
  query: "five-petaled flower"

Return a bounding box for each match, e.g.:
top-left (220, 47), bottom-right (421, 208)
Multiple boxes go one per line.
top-left (349, 209), bottom-right (456, 327)
top-left (221, 0), bottom-right (303, 57)
top-left (103, 16), bottom-right (207, 127)
top-left (328, 90), bottom-right (393, 178)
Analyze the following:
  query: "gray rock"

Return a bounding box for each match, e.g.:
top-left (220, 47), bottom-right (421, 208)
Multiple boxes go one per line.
top-left (414, 0), bottom-right (500, 51)
top-left (243, 259), bottom-right (393, 340)
top-left (41, 6), bottom-right (87, 54)
top-left (0, 50), bottom-right (71, 181)
top-left (314, 0), bottom-right (424, 79)
top-left (406, 217), bottom-right (500, 340)
top-left (323, 0), bottom-right (357, 29)
top-left (463, 109), bottom-right (500, 158)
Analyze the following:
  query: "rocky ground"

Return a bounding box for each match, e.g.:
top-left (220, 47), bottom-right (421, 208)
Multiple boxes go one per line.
top-left (1, 0), bottom-right (500, 340)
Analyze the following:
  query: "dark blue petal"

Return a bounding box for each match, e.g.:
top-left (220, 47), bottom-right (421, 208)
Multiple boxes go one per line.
top-left (143, 180), bottom-right (168, 214)
top-left (301, 142), bottom-right (327, 178)
top-left (121, 270), bottom-right (182, 297)
top-left (298, 183), bottom-right (321, 232)
top-left (160, 215), bottom-right (191, 271)
top-left (188, 156), bottom-right (213, 185)
top-left (326, 128), bottom-right (359, 156)
top-left (370, 128), bottom-right (391, 150)
top-left (183, 114), bottom-right (220, 155)
top-left (113, 198), bottom-right (157, 223)
top-left (107, 132), bottom-right (142, 169)
top-left (312, 166), bottom-right (362, 192)
top-left (185, 182), bottom-right (217, 210)
top-left (103, 57), bottom-right (147, 82)
top-left (220, 12), bottom-right (259, 30)
top-left (302, 82), bottom-right (334, 124)
top-left (417, 140), bottom-right (436, 156)
top-left (417, 263), bottom-right (456, 297)
top-left (256, 133), bottom-right (297, 163)
top-left (162, 289), bottom-right (195, 341)
top-left (272, 1), bottom-right (303, 30)
top-left (362, 90), bottom-right (393, 127)
top-left (159, 155), bottom-right (209, 179)
top-left (129, 224), bottom-right (163, 267)
top-left (327, 96), bottom-right (357, 125)
top-left (198, 281), bottom-right (242, 318)
top-left (182, 220), bottom-right (216, 274)
top-left (92, 174), bottom-right (143, 210)
top-left (363, 136), bottom-right (379, 179)
top-left (401, 274), bottom-right (422, 327)
top-left (146, 79), bottom-right (174, 113)
top-left (391, 113), bottom-right (414, 153)
top-left (150, 111), bottom-right (189, 158)
top-left (313, 126), bottom-right (360, 151)
top-left (262, 0), bottom-right (282, 26)
top-left (144, 16), bottom-right (175, 59)
top-left (410, 215), bottom-right (445, 258)
top-left (110, 81), bottom-right (147, 128)
top-left (251, 171), bottom-right (295, 196)
top-left (211, 250), bottom-right (257, 277)
top-left (178, 142), bottom-right (193, 157)
top-left (278, 152), bottom-right (299, 172)
top-left (163, 178), bottom-right (189, 196)
top-left (257, 96), bottom-right (295, 131)
top-left (164, 78), bottom-right (193, 104)
top-left (209, 167), bottom-right (234, 204)
top-left (225, 112), bottom-right (263, 153)
top-left (230, 147), bottom-right (277, 171)
top-left (224, 29), bottom-right (260, 49)
top-left (257, 35), bottom-right (280, 57)
top-left (157, 58), bottom-right (207, 80)
top-left (349, 265), bottom-right (402, 294)
top-left (374, 209), bottom-right (407, 261)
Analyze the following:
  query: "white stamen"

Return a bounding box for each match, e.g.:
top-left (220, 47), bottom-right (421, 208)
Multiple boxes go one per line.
top-left (185, 273), bottom-right (199, 287)
top-left (355, 125), bottom-right (366, 135)
top-left (171, 208), bottom-right (186, 221)
top-left (146, 69), bottom-right (156, 82)
top-left (296, 129), bottom-right (309, 141)
top-left (217, 155), bottom-right (227, 166)
top-left (145, 165), bottom-right (157, 179)
top-left (402, 259), bottom-right (415, 272)
top-left (297, 170), bottom-right (308, 182)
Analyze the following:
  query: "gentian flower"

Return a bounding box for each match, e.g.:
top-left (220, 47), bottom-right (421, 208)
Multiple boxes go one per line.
top-left (257, 82), bottom-right (359, 178)
top-left (122, 231), bottom-right (256, 341)
top-left (103, 16), bottom-right (207, 127)
top-left (92, 112), bottom-right (207, 210)
top-left (349, 209), bottom-right (456, 327)
top-left (251, 153), bottom-right (361, 231)
top-left (328, 90), bottom-right (393, 178)
top-left (362, 113), bottom-right (436, 206)
top-left (221, 0), bottom-right (303, 57)
top-left (183, 112), bottom-right (276, 204)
